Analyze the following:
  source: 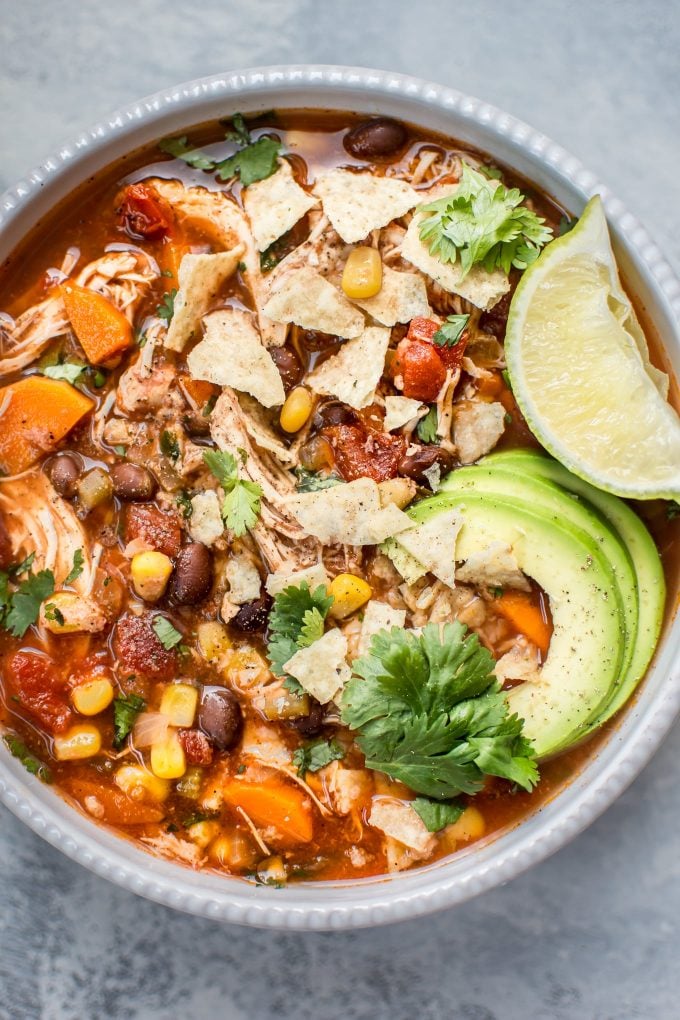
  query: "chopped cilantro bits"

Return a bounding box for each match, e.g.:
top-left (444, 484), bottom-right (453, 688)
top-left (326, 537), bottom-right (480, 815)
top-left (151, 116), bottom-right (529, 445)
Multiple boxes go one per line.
top-left (293, 739), bottom-right (345, 778)
top-left (152, 616), bottom-right (184, 650)
top-left (112, 693), bottom-right (146, 749)
top-left (3, 734), bottom-right (52, 783)
top-left (432, 314), bottom-right (469, 348)
top-left (64, 549), bottom-right (85, 586)
top-left (157, 289), bottom-right (177, 323)
top-left (267, 582), bottom-right (334, 678)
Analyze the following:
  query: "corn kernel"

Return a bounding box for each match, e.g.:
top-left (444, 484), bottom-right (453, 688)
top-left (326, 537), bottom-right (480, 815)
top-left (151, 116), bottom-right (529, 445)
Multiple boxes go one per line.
top-left (53, 724), bottom-right (102, 761)
top-left (328, 573), bottom-right (372, 619)
top-left (150, 729), bottom-right (186, 779)
top-left (71, 677), bottom-right (114, 716)
top-left (341, 246), bottom-right (383, 299)
top-left (160, 683), bottom-right (198, 727)
top-left (186, 819), bottom-right (221, 848)
top-left (280, 386), bottom-right (313, 434)
top-left (115, 763), bottom-right (170, 802)
top-left (130, 550), bottom-right (173, 602)
top-left (197, 620), bottom-right (232, 662)
top-left (256, 855), bottom-right (288, 886)
top-left (442, 806), bottom-right (486, 848)
top-left (209, 831), bottom-right (257, 870)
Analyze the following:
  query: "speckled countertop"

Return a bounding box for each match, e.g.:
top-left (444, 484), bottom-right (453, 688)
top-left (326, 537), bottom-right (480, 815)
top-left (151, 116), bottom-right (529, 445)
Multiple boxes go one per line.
top-left (1, 2), bottom-right (680, 1017)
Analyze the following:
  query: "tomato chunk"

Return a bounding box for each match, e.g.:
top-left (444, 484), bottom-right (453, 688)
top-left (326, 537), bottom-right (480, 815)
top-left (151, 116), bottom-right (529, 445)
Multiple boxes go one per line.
top-left (124, 505), bottom-right (181, 558)
top-left (393, 338), bottom-right (447, 402)
top-left (179, 728), bottom-right (213, 765)
top-left (406, 315), bottom-right (468, 371)
top-left (63, 777), bottom-right (164, 825)
top-left (324, 424), bottom-right (407, 482)
top-left (406, 316), bottom-right (440, 343)
top-left (114, 613), bottom-right (177, 682)
top-left (8, 651), bottom-right (72, 734)
top-left (118, 183), bottom-right (173, 240)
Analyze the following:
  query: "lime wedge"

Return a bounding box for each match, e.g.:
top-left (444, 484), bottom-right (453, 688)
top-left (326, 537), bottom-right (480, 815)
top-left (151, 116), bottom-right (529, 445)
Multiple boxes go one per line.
top-left (505, 196), bottom-right (680, 499)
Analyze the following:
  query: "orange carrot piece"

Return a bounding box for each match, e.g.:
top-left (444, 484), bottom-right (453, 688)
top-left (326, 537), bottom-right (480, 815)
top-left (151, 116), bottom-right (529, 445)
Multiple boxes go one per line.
top-left (60, 282), bottom-right (133, 364)
top-left (222, 778), bottom-right (314, 843)
top-left (495, 590), bottom-right (552, 655)
top-left (476, 370), bottom-right (504, 398)
top-left (0, 377), bottom-right (93, 475)
top-left (180, 376), bottom-right (219, 410)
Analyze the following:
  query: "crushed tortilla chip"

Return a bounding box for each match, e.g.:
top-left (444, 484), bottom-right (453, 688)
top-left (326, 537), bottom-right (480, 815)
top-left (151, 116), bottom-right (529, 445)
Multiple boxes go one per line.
top-left (314, 169), bottom-right (418, 243)
top-left (263, 266), bottom-right (364, 338)
top-left (306, 326), bottom-right (390, 409)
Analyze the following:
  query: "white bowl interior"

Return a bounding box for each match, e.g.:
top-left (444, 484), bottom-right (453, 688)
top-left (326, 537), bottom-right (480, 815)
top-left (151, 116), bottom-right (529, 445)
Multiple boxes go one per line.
top-left (1, 65), bottom-right (679, 930)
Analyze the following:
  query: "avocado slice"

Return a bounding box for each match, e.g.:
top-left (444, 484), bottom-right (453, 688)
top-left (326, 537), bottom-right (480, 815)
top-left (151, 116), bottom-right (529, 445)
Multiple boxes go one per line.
top-left (439, 462), bottom-right (639, 716)
top-left (402, 492), bottom-right (626, 757)
top-left (480, 449), bottom-right (665, 728)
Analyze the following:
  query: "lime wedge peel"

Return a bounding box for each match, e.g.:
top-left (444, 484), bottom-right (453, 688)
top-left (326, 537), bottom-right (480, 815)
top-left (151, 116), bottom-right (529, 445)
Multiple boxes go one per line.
top-left (505, 196), bottom-right (680, 500)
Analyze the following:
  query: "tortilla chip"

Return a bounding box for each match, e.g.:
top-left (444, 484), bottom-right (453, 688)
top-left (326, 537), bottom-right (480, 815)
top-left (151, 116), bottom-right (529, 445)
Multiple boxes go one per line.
top-left (314, 169), bottom-right (418, 243)
top-left (187, 307), bottom-right (285, 408)
top-left (263, 266), bottom-right (364, 338)
top-left (353, 265), bottom-right (430, 326)
top-left (306, 326), bottom-right (390, 409)
top-left (383, 395), bottom-right (427, 432)
top-left (287, 478), bottom-right (412, 546)
top-left (164, 251), bottom-right (243, 352)
top-left (243, 161), bottom-right (319, 251)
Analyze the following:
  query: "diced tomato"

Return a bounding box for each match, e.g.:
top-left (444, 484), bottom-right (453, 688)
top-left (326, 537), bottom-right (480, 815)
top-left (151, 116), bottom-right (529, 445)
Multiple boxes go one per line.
top-left (393, 338), bottom-right (447, 402)
top-left (114, 613), bottom-right (177, 682)
top-left (118, 183), bottom-right (173, 240)
top-left (324, 424), bottom-right (407, 482)
top-left (8, 651), bottom-right (72, 734)
top-left (179, 728), bottom-right (213, 765)
top-left (63, 777), bottom-right (164, 825)
top-left (406, 316), bottom-right (440, 343)
top-left (124, 505), bottom-right (181, 558)
top-left (436, 332), bottom-right (468, 371)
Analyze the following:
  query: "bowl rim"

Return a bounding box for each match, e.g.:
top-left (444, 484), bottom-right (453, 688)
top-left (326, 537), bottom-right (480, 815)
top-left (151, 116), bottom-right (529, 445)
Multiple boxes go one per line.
top-left (1, 63), bottom-right (679, 931)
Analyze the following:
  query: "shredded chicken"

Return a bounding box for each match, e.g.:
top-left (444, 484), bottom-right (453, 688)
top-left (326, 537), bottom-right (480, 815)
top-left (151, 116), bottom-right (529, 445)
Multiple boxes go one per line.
top-left (0, 250), bottom-right (157, 377)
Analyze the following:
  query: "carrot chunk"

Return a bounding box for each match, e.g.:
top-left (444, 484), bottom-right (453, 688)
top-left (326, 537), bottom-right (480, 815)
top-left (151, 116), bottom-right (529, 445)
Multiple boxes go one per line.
top-left (0, 377), bottom-right (93, 475)
top-left (60, 282), bottom-right (133, 364)
top-left (495, 590), bottom-right (552, 655)
top-left (222, 778), bottom-right (314, 843)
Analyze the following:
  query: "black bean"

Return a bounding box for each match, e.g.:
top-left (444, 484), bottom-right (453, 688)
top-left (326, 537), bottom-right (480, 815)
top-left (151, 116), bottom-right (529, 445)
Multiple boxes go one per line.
top-left (290, 699), bottom-right (325, 738)
top-left (343, 117), bottom-right (408, 161)
top-left (270, 346), bottom-right (303, 391)
top-left (198, 687), bottom-right (243, 751)
top-left (169, 543), bottom-right (213, 605)
top-left (232, 593), bottom-right (271, 632)
top-left (398, 446), bottom-right (441, 483)
top-left (313, 401), bottom-right (359, 430)
top-left (48, 453), bottom-right (81, 498)
top-left (110, 462), bottom-right (157, 501)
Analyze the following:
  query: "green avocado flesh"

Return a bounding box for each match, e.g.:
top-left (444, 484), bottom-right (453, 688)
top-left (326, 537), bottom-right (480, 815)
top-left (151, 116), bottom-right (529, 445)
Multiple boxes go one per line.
top-left (397, 451), bottom-right (664, 757)
top-left (479, 450), bottom-right (665, 729)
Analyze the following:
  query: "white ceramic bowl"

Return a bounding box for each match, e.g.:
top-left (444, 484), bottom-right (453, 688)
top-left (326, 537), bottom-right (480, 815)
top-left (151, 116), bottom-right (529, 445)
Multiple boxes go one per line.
top-left (1, 65), bottom-right (679, 931)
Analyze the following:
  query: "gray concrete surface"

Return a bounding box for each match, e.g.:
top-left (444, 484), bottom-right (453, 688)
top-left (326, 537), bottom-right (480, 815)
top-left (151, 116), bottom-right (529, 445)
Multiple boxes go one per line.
top-left (1, 1), bottom-right (679, 1017)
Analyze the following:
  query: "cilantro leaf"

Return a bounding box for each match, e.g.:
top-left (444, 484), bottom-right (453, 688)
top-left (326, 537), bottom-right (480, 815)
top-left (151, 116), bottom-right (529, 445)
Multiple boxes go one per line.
top-left (5, 569), bottom-right (55, 637)
top-left (419, 163), bottom-right (553, 279)
top-left (11, 552), bottom-right (35, 577)
top-left (292, 739), bottom-right (345, 778)
top-left (267, 582), bottom-right (334, 678)
top-left (412, 796), bottom-right (464, 832)
top-left (203, 449), bottom-right (262, 537)
top-left (294, 467), bottom-right (343, 493)
top-left (416, 406), bottom-right (439, 444)
top-left (341, 622), bottom-right (539, 799)
top-left (176, 491), bottom-right (194, 519)
top-left (158, 135), bottom-right (216, 170)
top-left (152, 616), bottom-right (183, 650)
top-left (44, 603), bottom-right (65, 626)
top-left (64, 549), bottom-right (84, 586)
top-left (432, 314), bottom-right (469, 348)
top-left (157, 289), bottom-right (177, 323)
top-left (42, 361), bottom-right (87, 385)
top-left (3, 734), bottom-right (52, 783)
top-left (183, 810), bottom-right (220, 828)
top-left (216, 136), bottom-right (281, 187)
top-left (225, 112), bottom-right (251, 145)
top-left (297, 607), bottom-right (326, 648)
top-left (160, 430), bottom-right (180, 463)
top-left (113, 693), bottom-right (146, 749)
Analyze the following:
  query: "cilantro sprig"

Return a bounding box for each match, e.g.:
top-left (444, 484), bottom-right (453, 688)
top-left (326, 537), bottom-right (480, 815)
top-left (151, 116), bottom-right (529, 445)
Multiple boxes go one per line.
top-left (3, 734), bottom-right (52, 783)
top-left (416, 406), bottom-right (439, 444)
top-left (1, 568), bottom-right (55, 637)
top-left (341, 622), bottom-right (539, 799)
top-left (113, 693), bottom-right (146, 749)
top-left (64, 549), bottom-right (84, 586)
top-left (294, 468), bottom-right (343, 493)
top-left (432, 314), bottom-right (469, 348)
top-left (159, 113), bottom-right (281, 187)
top-left (412, 796), bottom-right (464, 832)
top-left (419, 163), bottom-right (553, 278)
top-left (267, 582), bottom-right (334, 678)
top-left (293, 739), bottom-right (345, 778)
top-left (203, 450), bottom-right (262, 537)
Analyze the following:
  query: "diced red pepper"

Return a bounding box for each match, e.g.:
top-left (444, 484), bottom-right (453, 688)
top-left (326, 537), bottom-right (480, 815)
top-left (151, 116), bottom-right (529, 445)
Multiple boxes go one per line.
top-left (124, 505), bottom-right (182, 558)
top-left (179, 728), bottom-right (213, 765)
top-left (406, 316), bottom-right (440, 343)
top-left (393, 338), bottom-right (447, 402)
top-left (324, 424), bottom-right (407, 482)
top-left (114, 613), bottom-right (177, 682)
top-left (8, 651), bottom-right (72, 734)
top-left (118, 183), bottom-right (173, 240)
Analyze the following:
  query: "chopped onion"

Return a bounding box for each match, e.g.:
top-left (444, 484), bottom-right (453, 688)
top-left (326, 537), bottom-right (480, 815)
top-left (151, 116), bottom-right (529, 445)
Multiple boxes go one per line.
top-left (133, 712), bottom-right (169, 749)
